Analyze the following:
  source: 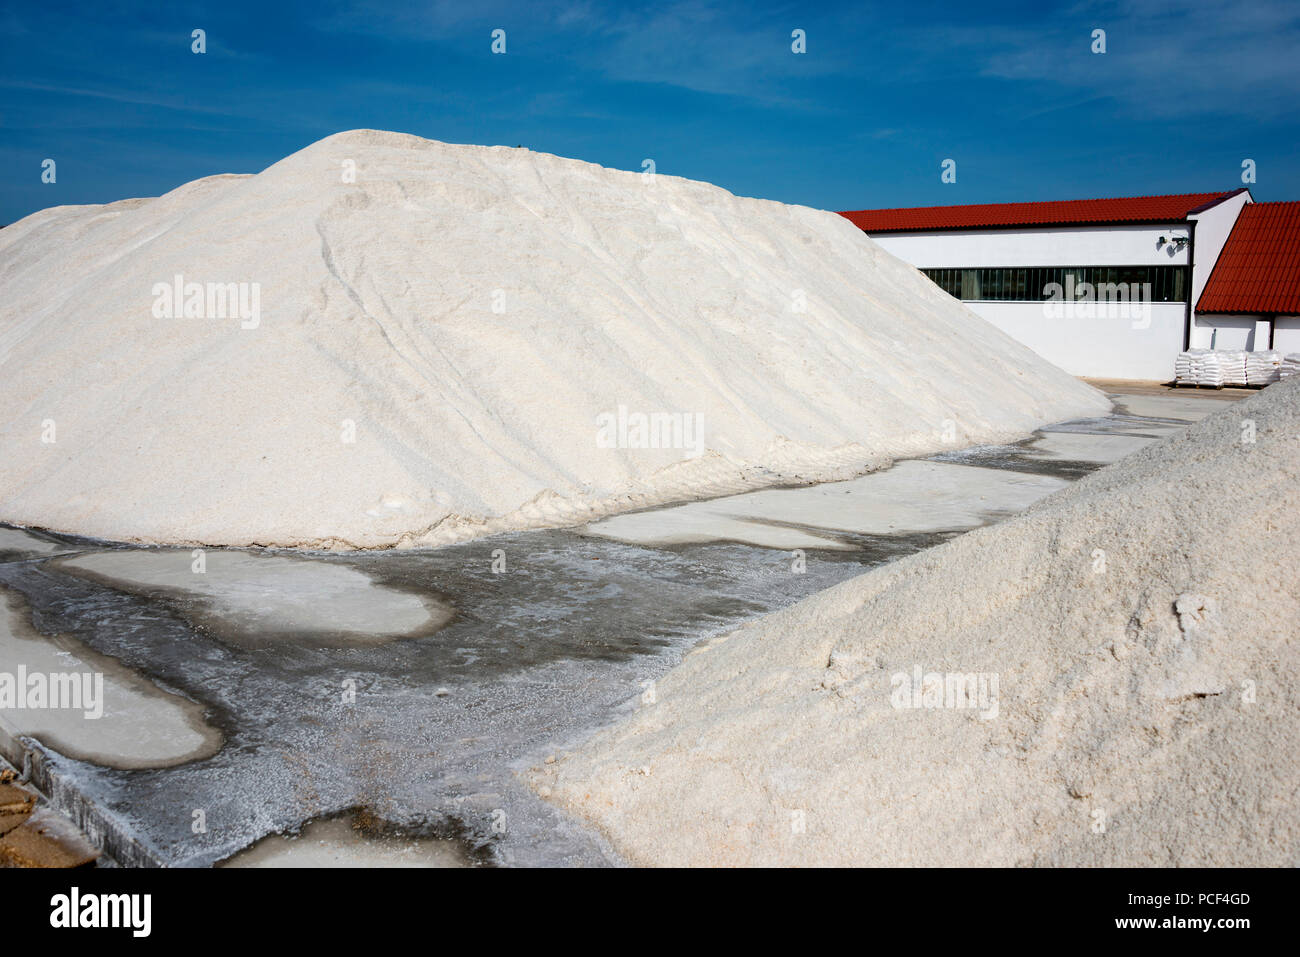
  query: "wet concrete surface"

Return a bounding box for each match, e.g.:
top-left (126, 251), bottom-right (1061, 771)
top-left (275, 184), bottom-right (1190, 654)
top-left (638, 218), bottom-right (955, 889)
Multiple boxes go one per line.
top-left (928, 409), bottom-right (1188, 479)
top-left (582, 461), bottom-right (1070, 549)
top-left (0, 391), bottom-right (1238, 867)
top-left (0, 527), bottom-right (885, 867)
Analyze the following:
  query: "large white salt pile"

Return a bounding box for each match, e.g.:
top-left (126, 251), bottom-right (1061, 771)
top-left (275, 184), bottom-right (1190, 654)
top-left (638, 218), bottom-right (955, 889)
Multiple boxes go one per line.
top-left (538, 379), bottom-right (1300, 866)
top-left (0, 130), bottom-right (1106, 548)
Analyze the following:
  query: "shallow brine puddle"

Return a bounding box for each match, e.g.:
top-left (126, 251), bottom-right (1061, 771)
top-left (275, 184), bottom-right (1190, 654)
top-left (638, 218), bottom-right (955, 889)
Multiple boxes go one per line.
top-left (0, 395), bottom-right (1199, 866)
top-left (217, 808), bottom-right (485, 868)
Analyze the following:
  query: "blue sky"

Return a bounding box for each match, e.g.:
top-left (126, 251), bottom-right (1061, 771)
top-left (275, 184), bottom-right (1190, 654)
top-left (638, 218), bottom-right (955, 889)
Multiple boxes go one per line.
top-left (2, 0), bottom-right (1298, 224)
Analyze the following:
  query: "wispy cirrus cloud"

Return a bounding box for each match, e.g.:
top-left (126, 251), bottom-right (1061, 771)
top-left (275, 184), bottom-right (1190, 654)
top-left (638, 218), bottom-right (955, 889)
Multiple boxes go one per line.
top-left (968, 0), bottom-right (1300, 120)
top-left (3, 0), bottom-right (1297, 223)
top-left (303, 0), bottom-right (1300, 119)
top-left (574, 1), bottom-right (850, 100)
top-left (307, 0), bottom-right (860, 107)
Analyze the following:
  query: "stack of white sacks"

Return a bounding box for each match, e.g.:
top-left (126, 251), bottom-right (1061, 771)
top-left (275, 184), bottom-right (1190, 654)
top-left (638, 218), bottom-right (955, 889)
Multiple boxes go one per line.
top-left (1222, 352), bottom-right (1249, 387)
top-left (1245, 350), bottom-right (1282, 386)
top-left (1176, 349), bottom-right (1286, 387)
top-left (1175, 350), bottom-right (1210, 385)
top-left (1201, 351), bottom-right (1227, 387)
top-left (1175, 350), bottom-right (1225, 387)
top-left (1175, 350), bottom-right (1205, 384)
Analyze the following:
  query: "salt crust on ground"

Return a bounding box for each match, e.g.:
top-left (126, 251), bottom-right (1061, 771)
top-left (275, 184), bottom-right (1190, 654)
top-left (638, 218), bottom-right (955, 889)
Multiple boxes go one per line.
top-left (583, 459), bottom-right (1071, 550)
top-left (539, 379), bottom-right (1300, 866)
top-left (0, 130), bottom-right (1106, 548)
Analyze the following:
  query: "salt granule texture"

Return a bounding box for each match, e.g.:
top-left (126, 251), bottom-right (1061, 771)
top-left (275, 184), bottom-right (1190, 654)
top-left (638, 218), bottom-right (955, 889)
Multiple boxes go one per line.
top-left (539, 379), bottom-right (1300, 866)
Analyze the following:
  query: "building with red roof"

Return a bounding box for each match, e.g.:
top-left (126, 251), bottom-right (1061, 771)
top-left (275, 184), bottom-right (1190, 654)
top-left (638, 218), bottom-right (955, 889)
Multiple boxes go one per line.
top-left (839, 192), bottom-right (1243, 234)
top-left (1193, 201), bottom-right (1300, 351)
top-left (834, 188), bottom-right (1290, 380)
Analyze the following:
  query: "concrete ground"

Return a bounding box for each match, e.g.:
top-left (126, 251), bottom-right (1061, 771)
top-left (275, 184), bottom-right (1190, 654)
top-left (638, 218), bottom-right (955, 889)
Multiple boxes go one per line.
top-left (0, 388), bottom-right (1253, 867)
top-left (1083, 379), bottom-right (1255, 422)
top-left (1083, 377), bottom-right (1258, 400)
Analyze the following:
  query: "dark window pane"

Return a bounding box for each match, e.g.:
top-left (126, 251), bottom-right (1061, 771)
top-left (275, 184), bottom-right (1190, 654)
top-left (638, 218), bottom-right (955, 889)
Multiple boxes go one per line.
top-left (918, 265), bottom-right (1187, 305)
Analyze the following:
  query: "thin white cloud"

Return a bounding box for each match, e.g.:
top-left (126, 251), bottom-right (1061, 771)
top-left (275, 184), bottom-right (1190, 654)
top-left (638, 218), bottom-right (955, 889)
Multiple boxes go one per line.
top-left (971, 0), bottom-right (1300, 119)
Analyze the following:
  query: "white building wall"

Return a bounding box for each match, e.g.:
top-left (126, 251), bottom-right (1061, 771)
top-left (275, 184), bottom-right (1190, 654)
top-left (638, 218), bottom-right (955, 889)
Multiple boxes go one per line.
top-left (1272, 317), bottom-right (1300, 353)
top-left (870, 224), bottom-right (1190, 269)
top-left (964, 301), bottom-right (1186, 380)
top-left (1188, 190), bottom-right (1252, 307)
top-left (1190, 314), bottom-right (1261, 350)
top-left (1192, 314), bottom-right (1300, 352)
top-left (859, 199), bottom-right (1269, 380)
top-left (1268, 317), bottom-right (1300, 353)
top-left (868, 223), bottom-right (1193, 381)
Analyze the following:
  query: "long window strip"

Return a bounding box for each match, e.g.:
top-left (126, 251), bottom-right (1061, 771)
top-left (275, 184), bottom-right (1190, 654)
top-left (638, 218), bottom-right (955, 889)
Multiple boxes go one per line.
top-left (920, 266), bottom-right (1187, 303)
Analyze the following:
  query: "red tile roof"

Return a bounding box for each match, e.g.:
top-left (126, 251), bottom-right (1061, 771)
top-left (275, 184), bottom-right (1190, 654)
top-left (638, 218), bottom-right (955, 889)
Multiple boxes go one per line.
top-left (838, 190), bottom-right (1243, 233)
top-left (1197, 202), bottom-right (1300, 315)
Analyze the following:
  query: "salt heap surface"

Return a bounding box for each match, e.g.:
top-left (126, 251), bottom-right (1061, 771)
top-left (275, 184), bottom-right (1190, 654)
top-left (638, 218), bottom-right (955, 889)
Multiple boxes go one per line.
top-left (539, 379), bottom-right (1300, 866)
top-left (0, 130), bottom-right (1106, 548)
